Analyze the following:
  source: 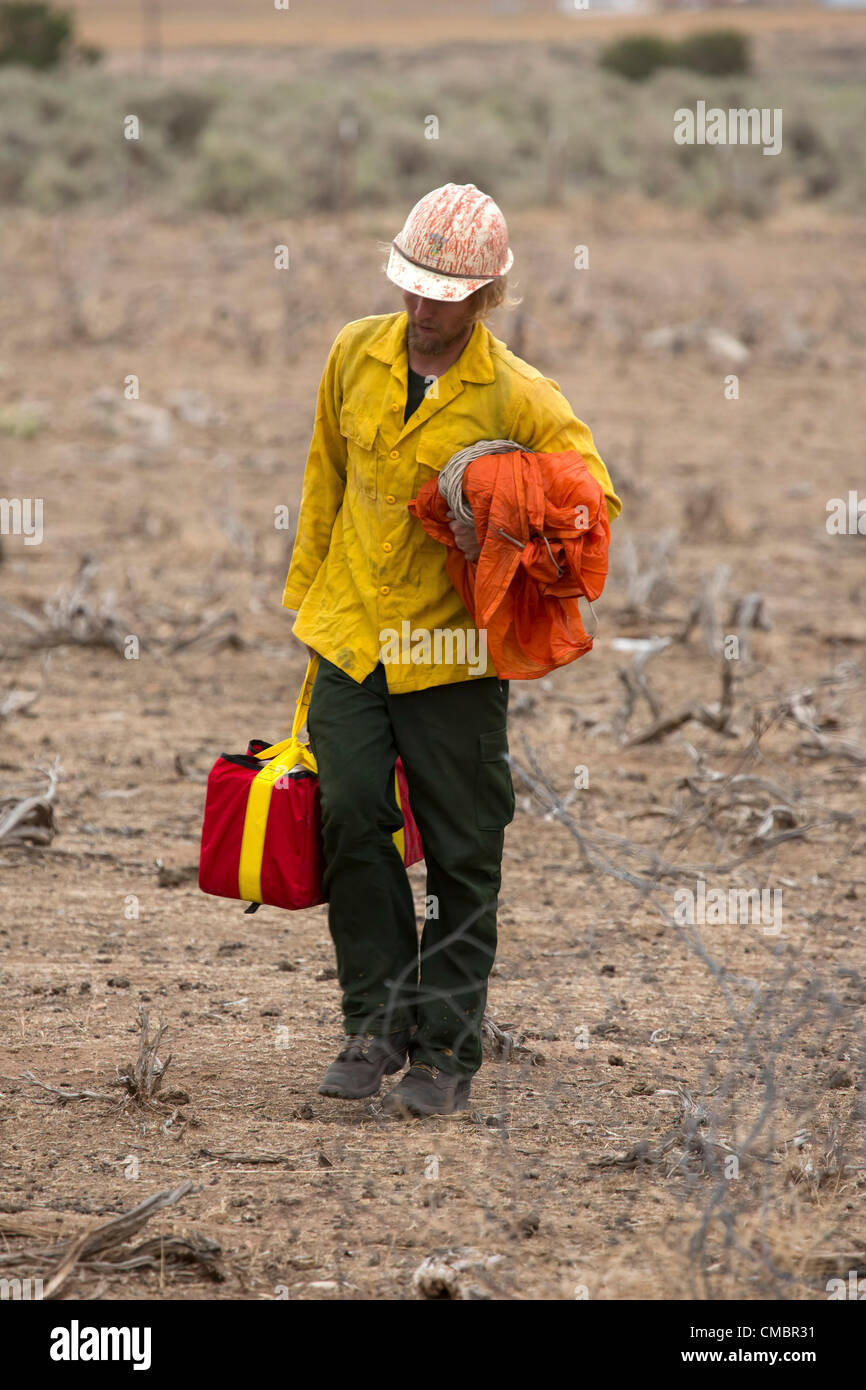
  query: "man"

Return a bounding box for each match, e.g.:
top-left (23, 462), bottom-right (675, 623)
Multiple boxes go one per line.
top-left (282, 182), bottom-right (620, 1117)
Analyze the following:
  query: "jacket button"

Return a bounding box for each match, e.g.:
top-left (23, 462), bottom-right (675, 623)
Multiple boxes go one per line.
top-left (389, 450), bottom-right (399, 460)
top-left (382, 541), bottom-right (393, 553)
top-left (385, 494), bottom-right (396, 504)
top-left (380, 584), bottom-right (391, 595)
top-left (391, 403), bottom-right (400, 412)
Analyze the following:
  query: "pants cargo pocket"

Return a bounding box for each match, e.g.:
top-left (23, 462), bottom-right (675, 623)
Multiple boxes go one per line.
top-left (475, 728), bottom-right (515, 831)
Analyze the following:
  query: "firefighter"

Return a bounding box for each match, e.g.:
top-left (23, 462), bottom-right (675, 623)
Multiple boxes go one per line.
top-left (282, 183), bottom-right (620, 1116)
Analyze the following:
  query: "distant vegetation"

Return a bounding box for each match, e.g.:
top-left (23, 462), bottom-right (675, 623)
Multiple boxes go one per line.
top-left (0, 40), bottom-right (860, 219)
top-left (599, 35), bottom-right (677, 84)
top-left (600, 29), bottom-right (750, 83)
top-left (0, 2), bottom-right (100, 70)
top-left (676, 30), bottom-right (751, 78)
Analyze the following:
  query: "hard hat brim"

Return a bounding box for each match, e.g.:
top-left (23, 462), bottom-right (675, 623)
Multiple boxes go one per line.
top-left (385, 242), bottom-right (513, 303)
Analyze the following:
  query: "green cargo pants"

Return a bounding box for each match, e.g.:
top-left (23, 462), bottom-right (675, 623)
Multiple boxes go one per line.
top-left (307, 657), bottom-right (514, 1077)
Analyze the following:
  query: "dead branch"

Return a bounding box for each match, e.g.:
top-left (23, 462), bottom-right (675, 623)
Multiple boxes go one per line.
top-left (0, 1181), bottom-right (201, 1298)
top-left (197, 1148), bottom-right (295, 1166)
top-left (23, 1007), bottom-right (178, 1116)
top-left (626, 658), bottom-right (736, 746)
top-left (481, 1014), bottom-right (543, 1065)
top-left (0, 759), bottom-right (61, 847)
top-left (0, 558), bottom-right (133, 655)
top-left (674, 756), bottom-right (810, 847)
top-left (0, 688), bottom-right (39, 720)
top-left (592, 1138), bottom-right (668, 1170)
top-left (783, 689), bottom-right (866, 765)
top-left (20, 1072), bottom-right (116, 1105)
top-left (166, 610), bottom-right (243, 655)
top-left (115, 1006), bottom-right (172, 1106)
top-left (730, 591), bottom-right (772, 661)
top-left (675, 565), bottom-right (731, 655)
top-left (81, 1233), bottom-right (223, 1280)
top-left (617, 531), bottom-right (678, 617)
top-left (592, 1115), bottom-right (736, 1182)
top-left (612, 636), bottom-right (671, 726)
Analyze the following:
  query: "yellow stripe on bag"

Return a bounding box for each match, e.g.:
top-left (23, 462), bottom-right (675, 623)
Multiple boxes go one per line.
top-left (238, 774), bottom-right (272, 903)
top-left (238, 755), bottom-right (297, 902)
top-left (392, 767), bottom-right (405, 862)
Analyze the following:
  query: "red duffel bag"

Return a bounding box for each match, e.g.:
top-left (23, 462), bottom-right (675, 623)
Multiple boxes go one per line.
top-left (198, 655), bottom-right (423, 912)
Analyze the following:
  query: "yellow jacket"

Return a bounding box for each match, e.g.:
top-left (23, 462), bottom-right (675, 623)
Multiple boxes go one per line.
top-left (282, 311), bottom-right (621, 693)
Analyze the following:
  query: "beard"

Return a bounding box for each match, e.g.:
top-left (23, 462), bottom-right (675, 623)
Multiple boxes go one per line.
top-left (407, 317), bottom-right (470, 357)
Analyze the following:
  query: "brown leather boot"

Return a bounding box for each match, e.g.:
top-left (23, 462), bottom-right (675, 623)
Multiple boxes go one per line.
top-left (381, 1062), bottom-right (471, 1117)
top-left (318, 1031), bottom-right (410, 1099)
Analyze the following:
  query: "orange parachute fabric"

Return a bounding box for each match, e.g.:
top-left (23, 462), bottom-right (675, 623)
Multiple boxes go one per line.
top-left (409, 448), bottom-right (610, 680)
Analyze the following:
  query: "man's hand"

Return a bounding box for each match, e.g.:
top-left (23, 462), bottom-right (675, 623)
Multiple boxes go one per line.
top-left (447, 510), bottom-right (480, 562)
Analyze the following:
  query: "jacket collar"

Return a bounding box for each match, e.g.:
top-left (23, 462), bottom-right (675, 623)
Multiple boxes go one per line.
top-left (365, 312), bottom-right (496, 385)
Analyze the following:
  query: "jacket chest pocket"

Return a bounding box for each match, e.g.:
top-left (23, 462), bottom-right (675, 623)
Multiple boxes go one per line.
top-left (340, 406), bottom-right (379, 500)
top-left (414, 432), bottom-right (465, 497)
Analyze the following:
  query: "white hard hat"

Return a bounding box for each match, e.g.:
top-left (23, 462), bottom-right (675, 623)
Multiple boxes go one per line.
top-left (386, 182), bottom-right (514, 303)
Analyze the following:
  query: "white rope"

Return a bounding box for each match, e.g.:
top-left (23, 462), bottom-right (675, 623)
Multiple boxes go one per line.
top-left (436, 437), bottom-right (600, 634)
top-left (437, 439), bottom-right (523, 524)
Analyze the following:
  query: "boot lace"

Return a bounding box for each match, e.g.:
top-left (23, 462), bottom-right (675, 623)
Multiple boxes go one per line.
top-left (336, 1033), bottom-right (375, 1062)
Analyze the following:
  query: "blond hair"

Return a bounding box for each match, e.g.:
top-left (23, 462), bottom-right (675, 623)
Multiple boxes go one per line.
top-left (464, 275), bottom-right (521, 323)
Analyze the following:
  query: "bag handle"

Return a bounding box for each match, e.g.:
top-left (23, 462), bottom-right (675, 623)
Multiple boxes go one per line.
top-left (253, 654), bottom-right (320, 764)
top-left (291, 653), bottom-right (320, 742)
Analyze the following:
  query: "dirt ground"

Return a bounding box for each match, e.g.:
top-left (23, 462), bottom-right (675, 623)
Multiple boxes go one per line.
top-left (1, 169), bottom-right (864, 1298)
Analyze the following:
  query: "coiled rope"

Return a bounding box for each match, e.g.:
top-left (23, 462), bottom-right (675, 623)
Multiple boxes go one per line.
top-left (438, 438), bottom-right (566, 577)
top-left (436, 437), bottom-right (599, 632)
top-left (437, 439), bottom-right (523, 525)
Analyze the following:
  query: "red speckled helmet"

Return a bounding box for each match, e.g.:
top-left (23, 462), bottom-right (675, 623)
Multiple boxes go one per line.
top-left (386, 182), bottom-right (514, 303)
